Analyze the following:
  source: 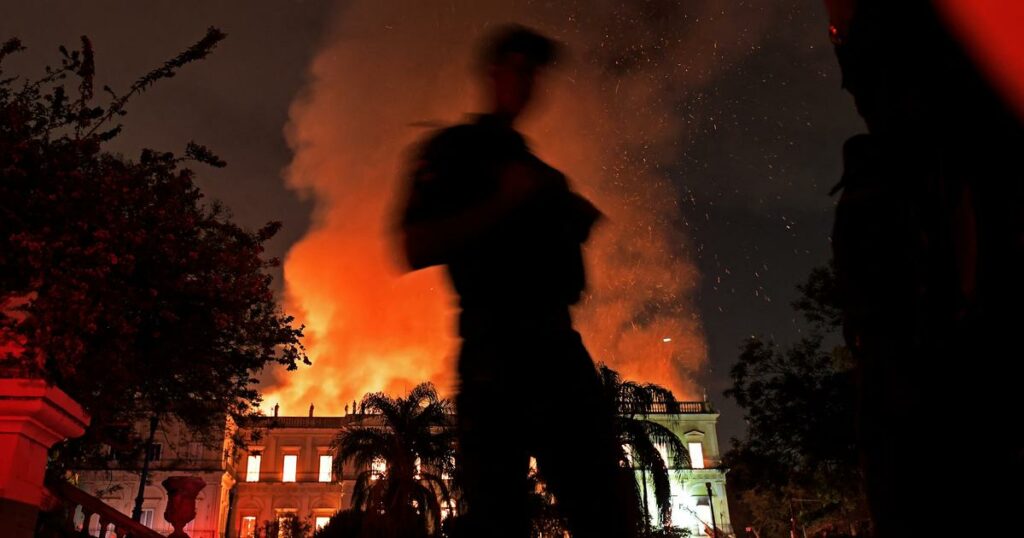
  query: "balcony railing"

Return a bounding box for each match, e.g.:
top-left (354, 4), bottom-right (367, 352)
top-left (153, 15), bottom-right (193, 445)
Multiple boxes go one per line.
top-left (45, 479), bottom-right (163, 538)
top-left (618, 400), bottom-right (715, 415)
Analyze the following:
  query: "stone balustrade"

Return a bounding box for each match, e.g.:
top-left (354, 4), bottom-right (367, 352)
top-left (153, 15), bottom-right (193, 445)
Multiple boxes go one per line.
top-left (46, 479), bottom-right (164, 538)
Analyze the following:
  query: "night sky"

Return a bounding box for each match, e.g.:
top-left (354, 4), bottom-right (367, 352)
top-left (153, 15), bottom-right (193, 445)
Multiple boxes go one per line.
top-left (3, 1), bottom-right (863, 443)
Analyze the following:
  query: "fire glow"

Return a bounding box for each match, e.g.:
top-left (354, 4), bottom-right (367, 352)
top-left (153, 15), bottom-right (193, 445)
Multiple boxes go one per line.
top-left (260, 0), bottom-right (741, 415)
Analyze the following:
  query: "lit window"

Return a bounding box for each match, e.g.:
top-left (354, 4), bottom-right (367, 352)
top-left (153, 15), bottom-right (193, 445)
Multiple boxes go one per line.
top-left (414, 456), bottom-right (421, 479)
top-left (688, 442), bottom-right (705, 469)
top-left (695, 500), bottom-right (712, 535)
top-left (282, 454), bottom-right (298, 482)
top-left (140, 509), bottom-right (154, 528)
top-left (371, 457), bottom-right (386, 480)
top-left (246, 454), bottom-right (261, 482)
top-left (318, 455), bottom-right (333, 482)
top-left (240, 516), bottom-right (257, 538)
top-left (441, 499), bottom-right (457, 520)
top-left (442, 456), bottom-right (455, 480)
top-left (315, 516), bottom-right (331, 530)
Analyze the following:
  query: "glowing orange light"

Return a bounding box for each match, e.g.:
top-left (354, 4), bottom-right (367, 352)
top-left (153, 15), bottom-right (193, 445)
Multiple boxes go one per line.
top-left (261, 2), bottom-right (709, 415)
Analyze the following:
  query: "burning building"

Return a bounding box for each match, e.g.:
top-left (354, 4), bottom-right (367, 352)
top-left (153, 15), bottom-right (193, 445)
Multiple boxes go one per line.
top-left (261, 0), bottom-right (715, 417)
top-left (71, 10), bottom-right (744, 530)
top-left (72, 401), bottom-right (731, 537)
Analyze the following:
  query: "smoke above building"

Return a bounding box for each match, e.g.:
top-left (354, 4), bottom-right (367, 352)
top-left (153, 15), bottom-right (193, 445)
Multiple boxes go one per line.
top-left (260, 0), bottom-right (774, 414)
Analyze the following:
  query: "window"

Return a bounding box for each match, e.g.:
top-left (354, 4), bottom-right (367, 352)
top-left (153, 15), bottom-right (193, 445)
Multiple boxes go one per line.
top-left (246, 454), bottom-right (262, 482)
top-left (140, 509), bottom-right (155, 528)
top-left (318, 454), bottom-right (333, 482)
top-left (688, 442), bottom-right (705, 469)
top-left (371, 457), bottom-right (386, 480)
top-left (240, 516), bottom-right (257, 538)
top-left (315, 516), bottom-right (331, 530)
top-left (146, 443), bottom-right (162, 461)
top-left (282, 454), bottom-right (298, 482)
top-left (442, 456), bottom-right (455, 480)
top-left (187, 442), bottom-right (203, 461)
top-left (695, 498), bottom-right (712, 535)
top-left (277, 514), bottom-right (298, 532)
top-left (441, 499), bottom-right (457, 520)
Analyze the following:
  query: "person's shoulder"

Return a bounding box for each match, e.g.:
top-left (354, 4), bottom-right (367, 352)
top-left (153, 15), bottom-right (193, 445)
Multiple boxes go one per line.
top-left (406, 122), bottom-right (480, 185)
top-left (418, 122), bottom-right (482, 157)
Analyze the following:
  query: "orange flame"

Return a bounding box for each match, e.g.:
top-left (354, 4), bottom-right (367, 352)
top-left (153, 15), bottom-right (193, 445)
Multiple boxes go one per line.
top-left (261, 1), bottom-right (723, 414)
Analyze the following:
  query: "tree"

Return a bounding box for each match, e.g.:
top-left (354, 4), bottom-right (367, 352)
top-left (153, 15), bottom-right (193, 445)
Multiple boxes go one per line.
top-left (524, 462), bottom-right (567, 538)
top-left (257, 514), bottom-right (314, 538)
top-left (723, 266), bottom-right (868, 536)
top-left (332, 383), bottom-right (455, 537)
top-left (0, 30), bottom-right (307, 518)
top-left (314, 509), bottom-right (365, 538)
top-left (598, 364), bottom-right (690, 532)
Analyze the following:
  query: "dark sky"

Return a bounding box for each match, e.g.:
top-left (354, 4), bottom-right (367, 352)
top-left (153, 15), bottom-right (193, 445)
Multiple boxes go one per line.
top-left (2, 1), bottom-right (863, 443)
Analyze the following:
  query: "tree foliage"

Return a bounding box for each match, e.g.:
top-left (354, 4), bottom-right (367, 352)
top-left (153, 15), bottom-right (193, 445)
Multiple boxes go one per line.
top-left (599, 364), bottom-right (691, 530)
top-left (723, 266), bottom-right (868, 536)
top-left (257, 513), bottom-right (314, 538)
top-left (0, 30), bottom-right (307, 465)
top-left (332, 383), bottom-right (455, 538)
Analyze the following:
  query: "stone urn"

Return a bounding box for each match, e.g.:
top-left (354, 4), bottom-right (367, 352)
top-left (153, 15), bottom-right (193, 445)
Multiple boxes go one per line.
top-left (161, 476), bottom-right (205, 538)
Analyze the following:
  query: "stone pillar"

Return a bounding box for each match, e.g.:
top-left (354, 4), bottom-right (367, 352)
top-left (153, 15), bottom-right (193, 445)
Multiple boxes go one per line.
top-left (163, 476), bottom-right (206, 538)
top-left (0, 378), bottom-right (89, 538)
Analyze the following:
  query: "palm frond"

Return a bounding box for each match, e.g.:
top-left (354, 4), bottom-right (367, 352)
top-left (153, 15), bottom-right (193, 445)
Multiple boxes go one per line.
top-left (602, 361), bottom-right (691, 528)
top-left (349, 471), bottom-right (378, 510)
top-left (626, 423), bottom-right (673, 525)
top-left (334, 384), bottom-right (455, 536)
top-left (334, 426), bottom-right (391, 474)
top-left (640, 420), bottom-right (691, 469)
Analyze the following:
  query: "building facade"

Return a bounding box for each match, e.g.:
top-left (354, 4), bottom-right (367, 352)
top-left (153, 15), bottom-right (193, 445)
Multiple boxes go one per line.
top-left (231, 416), bottom-right (350, 536)
top-left (74, 416), bottom-right (236, 538)
top-left (75, 403), bottom-right (731, 537)
top-left (631, 401), bottom-right (732, 536)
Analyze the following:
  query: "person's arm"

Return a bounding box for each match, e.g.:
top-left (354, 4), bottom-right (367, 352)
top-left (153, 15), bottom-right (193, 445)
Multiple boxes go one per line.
top-left (401, 161), bottom-right (539, 269)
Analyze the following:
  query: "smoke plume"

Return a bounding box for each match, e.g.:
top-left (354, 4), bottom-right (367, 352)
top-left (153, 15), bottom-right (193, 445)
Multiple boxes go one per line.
top-left (262, 0), bottom-right (764, 414)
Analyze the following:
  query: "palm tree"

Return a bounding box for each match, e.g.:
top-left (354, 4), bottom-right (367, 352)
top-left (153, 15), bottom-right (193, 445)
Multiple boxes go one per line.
top-left (332, 383), bottom-right (455, 538)
top-left (598, 364), bottom-right (691, 530)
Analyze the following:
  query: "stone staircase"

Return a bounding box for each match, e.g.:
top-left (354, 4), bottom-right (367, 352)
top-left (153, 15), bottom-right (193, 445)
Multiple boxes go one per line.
top-left (43, 480), bottom-right (164, 538)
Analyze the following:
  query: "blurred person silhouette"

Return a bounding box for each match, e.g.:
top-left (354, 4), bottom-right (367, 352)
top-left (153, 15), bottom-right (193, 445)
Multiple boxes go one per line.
top-left (397, 24), bottom-right (639, 538)
top-left (828, 0), bottom-right (1024, 535)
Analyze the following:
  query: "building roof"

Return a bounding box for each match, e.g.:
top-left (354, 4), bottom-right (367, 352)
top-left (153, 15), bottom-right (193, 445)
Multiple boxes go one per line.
top-left (239, 400), bottom-right (714, 430)
top-left (618, 400), bottom-right (716, 415)
top-left (241, 415), bottom-right (354, 429)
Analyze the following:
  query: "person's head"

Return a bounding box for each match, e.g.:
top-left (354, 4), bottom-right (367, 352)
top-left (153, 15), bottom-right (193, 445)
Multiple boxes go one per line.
top-left (478, 24), bottom-right (560, 121)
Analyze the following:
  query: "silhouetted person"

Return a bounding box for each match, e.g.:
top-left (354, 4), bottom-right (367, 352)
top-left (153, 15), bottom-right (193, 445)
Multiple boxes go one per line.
top-left (398, 24), bottom-right (638, 538)
top-left (828, 1), bottom-right (1024, 535)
